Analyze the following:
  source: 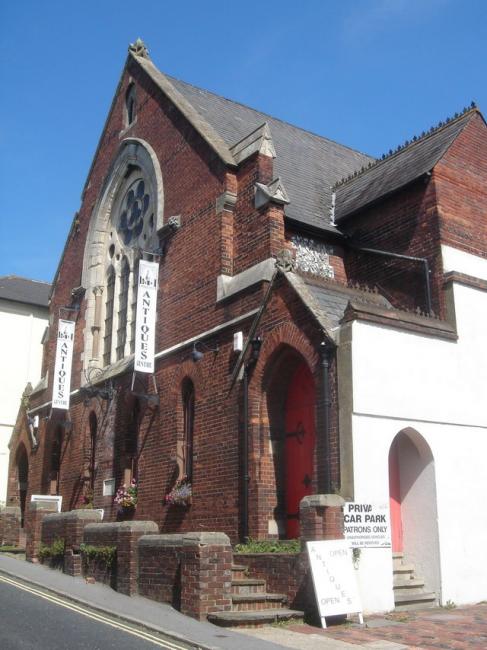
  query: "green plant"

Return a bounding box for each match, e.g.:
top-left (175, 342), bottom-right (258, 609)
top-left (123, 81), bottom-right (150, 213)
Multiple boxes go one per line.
top-left (0, 545), bottom-right (24, 553)
top-left (352, 547), bottom-right (361, 569)
top-left (444, 599), bottom-right (456, 609)
top-left (80, 543), bottom-right (117, 568)
top-left (38, 538), bottom-right (65, 560)
top-left (234, 538), bottom-right (301, 554)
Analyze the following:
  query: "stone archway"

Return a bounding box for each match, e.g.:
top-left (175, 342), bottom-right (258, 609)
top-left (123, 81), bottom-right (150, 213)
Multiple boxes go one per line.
top-left (262, 346), bottom-right (317, 539)
top-left (388, 428), bottom-right (441, 597)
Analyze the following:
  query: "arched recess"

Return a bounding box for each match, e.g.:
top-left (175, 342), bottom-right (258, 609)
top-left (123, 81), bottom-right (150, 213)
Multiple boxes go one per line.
top-left (388, 428), bottom-right (441, 597)
top-left (81, 138), bottom-right (164, 377)
top-left (16, 443), bottom-right (29, 528)
top-left (259, 344), bottom-right (317, 539)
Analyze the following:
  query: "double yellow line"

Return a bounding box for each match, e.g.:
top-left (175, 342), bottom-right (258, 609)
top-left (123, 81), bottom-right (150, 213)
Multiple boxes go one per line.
top-left (0, 574), bottom-right (193, 649)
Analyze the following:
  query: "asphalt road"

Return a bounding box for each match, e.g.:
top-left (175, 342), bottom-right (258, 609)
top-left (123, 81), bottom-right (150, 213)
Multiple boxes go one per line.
top-left (0, 575), bottom-right (195, 650)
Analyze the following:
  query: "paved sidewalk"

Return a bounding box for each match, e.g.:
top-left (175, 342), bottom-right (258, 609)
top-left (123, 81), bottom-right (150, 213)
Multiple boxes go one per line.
top-left (241, 604), bottom-right (487, 650)
top-left (0, 555), bottom-right (360, 650)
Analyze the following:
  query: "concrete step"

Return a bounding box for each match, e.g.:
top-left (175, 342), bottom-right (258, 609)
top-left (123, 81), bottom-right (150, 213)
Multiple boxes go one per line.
top-left (208, 608), bottom-right (304, 628)
top-left (231, 578), bottom-right (266, 595)
top-left (394, 591), bottom-right (437, 611)
top-left (230, 564), bottom-right (248, 580)
top-left (394, 577), bottom-right (426, 590)
top-left (392, 552), bottom-right (404, 570)
top-left (231, 593), bottom-right (287, 612)
top-left (393, 563), bottom-right (415, 575)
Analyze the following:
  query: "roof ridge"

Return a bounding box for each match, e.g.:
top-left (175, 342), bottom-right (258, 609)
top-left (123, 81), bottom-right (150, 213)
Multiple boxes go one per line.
top-left (0, 275), bottom-right (51, 285)
top-left (333, 103), bottom-right (479, 190)
top-left (165, 73), bottom-right (373, 159)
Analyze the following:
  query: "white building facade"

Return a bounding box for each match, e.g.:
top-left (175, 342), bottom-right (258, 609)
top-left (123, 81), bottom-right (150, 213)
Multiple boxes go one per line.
top-left (0, 276), bottom-right (50, 504)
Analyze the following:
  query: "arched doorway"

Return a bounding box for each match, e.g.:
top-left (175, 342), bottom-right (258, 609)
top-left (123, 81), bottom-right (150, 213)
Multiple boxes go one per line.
top-left (284, 362), bottom-right (316, 538)
top-left (388, 428), bottom-right (441, 595)
top-left (17, 445), bottom-right (29, 528)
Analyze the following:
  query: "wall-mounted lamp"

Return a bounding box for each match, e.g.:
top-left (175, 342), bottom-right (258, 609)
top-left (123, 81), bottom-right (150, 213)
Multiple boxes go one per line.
top-left (191, 341), bottom-right (219, 363)
top-left (249, 336), bottom-right (262, 362)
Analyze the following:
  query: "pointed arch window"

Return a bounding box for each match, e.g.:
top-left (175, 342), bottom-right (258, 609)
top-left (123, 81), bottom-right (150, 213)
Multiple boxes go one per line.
top-left (182, 379), bottom-right (195, 480)
top-left (103, 266), bottom-right (115, 366)
top-left (116, 257), bottom-right (130, 360)
top-left (125, 84), bottom-right (136, 127)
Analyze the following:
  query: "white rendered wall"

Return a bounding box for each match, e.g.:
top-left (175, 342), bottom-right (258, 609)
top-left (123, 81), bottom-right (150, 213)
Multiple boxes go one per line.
top-left (0, 299), bottom-right (48, 503)
top-left (346, 278), bottom-right (487, 611)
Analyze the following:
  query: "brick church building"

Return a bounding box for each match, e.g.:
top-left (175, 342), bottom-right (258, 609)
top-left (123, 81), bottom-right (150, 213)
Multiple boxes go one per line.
top-left (5, 40), bottom-right (487, 614)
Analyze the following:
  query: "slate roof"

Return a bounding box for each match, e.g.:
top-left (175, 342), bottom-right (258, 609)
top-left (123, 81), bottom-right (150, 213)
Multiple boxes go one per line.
top-left (335, 109), bottom-right (479, 221)
top-left (0, 275), bottom-right (51, 307)
top-left (165, 74), bottom-right (373, 232)
top-left (285, 272), bottom-right (392, 333)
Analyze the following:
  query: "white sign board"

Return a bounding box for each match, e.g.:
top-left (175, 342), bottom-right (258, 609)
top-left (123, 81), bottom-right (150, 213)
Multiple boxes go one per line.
top-left (52, 319), bottom-right (75, 409)
top-left (344, 502), bottom-right (391, 548)
top-left (134, 259), bottom-right (159, 373)
top-left (307, 540), bottom-right (362, 627)
top-left (30, 494), bottom-right (63, 512)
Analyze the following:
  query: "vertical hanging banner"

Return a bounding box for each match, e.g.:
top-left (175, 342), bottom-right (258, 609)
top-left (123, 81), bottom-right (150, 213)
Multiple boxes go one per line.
top-left (134, 259), bottom-right (159, 373)
top-left (52, 319), bottom-right (75, 409)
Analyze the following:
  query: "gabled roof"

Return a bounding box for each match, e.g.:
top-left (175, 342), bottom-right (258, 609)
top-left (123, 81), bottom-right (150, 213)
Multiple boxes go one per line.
top-left (335, 108), bottom-right (481, 221)
top-left (166, 73), bottom-right (372, 232)
top-left (128, 47), bottom-right (372, 233)
top-left (0, 275), bottom-right (51, 307)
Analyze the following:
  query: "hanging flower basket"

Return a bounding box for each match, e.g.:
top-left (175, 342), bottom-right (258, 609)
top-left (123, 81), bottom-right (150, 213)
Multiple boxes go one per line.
top-left (114, 478), bottom-right (138, 517)
top-left (164, 476), bottom-right (192, 507)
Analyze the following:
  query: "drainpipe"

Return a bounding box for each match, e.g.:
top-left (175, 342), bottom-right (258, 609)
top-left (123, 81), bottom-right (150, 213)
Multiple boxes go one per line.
top-left (242, 365), bottom-right (250, 542)
top-left (320, 341), bottom-right (332, 494)
top-left (347, 241), bottom-right (433, 315)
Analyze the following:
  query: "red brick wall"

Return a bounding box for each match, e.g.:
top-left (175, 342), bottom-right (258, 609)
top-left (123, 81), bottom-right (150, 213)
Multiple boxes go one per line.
top-left (434, 113), bottom-right (487, 258)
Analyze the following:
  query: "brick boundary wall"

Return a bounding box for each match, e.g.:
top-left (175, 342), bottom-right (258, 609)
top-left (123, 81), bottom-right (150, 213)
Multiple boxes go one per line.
top-left (83, 521), bottom-right (158, 595)
top-left (180, 533), bottom-right (233, 620)
top-left (41, 510), bottom-right (102, 575)
top-left (138, 534), bottom-right (184, 608)
top-left (0, 507), bottom-right (22, 546)
top-left (25, 502), bottom-right (59, 561)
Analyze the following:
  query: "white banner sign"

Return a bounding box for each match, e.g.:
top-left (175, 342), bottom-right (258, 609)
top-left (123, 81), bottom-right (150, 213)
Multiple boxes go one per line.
top-left (344, 502), bottom-right (391, 548)
top-left (134, 259), bottom-right (159, 373)
top-left (52, 319), bottom-right (75, 410)
top-left (307, 540), bottom-right (362, 626)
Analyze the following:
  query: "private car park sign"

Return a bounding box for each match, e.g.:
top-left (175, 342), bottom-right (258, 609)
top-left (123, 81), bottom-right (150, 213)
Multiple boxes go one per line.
top-left (344, 502), bottom-right (391, 548)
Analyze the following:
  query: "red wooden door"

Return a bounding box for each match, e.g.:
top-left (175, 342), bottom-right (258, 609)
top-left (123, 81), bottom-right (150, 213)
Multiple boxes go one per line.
top-left (284, 362), bottom-right (316, 539)
top-left (389, 438), bottom-right (403, 552)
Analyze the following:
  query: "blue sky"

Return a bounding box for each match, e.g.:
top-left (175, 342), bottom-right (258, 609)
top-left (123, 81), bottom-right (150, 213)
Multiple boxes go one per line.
top-left (1, 0), bottom-right (486, 282)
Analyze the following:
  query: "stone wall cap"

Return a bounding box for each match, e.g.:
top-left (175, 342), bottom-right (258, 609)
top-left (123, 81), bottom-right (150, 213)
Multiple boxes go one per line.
top-left (2, 506), bottom-right (21, 515)
top-left (300, 494), bottom-right (345, 509)
top-left (139, 534), bottom-right (184, 547)
top-left (84, 520), bottom-right (158, 533)
top-left (182, 532), bottom-right (230, 546)
top-left (44, 510), bottom-right (102, 523)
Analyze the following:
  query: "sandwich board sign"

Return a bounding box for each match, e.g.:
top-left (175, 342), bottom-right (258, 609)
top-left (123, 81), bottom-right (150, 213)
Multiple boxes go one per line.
top-left (307, 539), bottom-right (363, 628)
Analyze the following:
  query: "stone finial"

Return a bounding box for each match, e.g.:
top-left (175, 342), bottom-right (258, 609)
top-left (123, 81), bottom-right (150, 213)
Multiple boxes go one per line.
top-left (128, 38), bottom-right (150, 59)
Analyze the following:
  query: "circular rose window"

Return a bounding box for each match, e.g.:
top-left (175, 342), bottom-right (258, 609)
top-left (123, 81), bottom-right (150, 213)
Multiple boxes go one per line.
top-left (117, 179), bottom-right (153, 246)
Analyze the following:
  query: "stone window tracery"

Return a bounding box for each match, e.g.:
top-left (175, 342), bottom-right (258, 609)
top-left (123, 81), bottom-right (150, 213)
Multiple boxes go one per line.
top-left (82, 139), bottom-right (163, 376)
